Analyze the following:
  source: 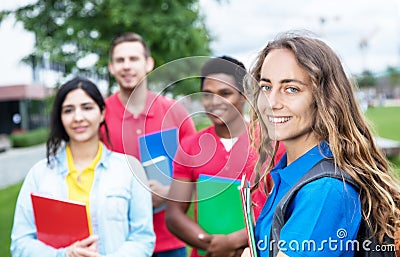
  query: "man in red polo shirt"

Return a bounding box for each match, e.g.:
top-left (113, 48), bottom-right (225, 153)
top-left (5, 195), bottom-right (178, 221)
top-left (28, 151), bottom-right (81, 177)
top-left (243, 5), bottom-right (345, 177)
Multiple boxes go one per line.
top-left (102, 32), bottom-right (196, 257)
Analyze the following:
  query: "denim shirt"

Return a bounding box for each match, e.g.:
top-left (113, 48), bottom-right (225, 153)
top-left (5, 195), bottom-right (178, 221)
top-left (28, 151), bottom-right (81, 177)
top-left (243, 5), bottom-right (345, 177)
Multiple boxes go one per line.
top-left (11, 144), bottom-right (155, 257)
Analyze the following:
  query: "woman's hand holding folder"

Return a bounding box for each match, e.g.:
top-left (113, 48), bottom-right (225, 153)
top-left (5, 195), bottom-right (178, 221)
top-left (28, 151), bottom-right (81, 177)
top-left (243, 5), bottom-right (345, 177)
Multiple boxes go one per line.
top-left (66, 235), bottom-right (99, 257)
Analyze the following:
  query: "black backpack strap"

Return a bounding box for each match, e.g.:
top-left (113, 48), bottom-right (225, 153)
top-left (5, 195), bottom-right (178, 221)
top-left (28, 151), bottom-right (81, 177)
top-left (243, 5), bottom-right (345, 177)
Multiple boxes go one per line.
top-left (269, 159), bottom-right (358, 256)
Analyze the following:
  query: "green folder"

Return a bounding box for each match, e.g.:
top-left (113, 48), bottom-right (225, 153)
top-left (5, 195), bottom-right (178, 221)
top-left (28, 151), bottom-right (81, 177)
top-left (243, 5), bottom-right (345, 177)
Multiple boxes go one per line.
top-left (197, 174), bottom-right (245, 235)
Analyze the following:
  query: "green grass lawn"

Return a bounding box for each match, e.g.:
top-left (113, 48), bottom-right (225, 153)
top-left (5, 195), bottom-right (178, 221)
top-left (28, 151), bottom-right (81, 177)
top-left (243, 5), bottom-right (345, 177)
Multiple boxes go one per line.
top-left (364, 106), bottom-right (400, 174)
top-left (0, 182), bottom-right (22, 257)
top-left (365, 106), bottom-right (400, 142)
top-left (0, 107), bottom-right (398, 257)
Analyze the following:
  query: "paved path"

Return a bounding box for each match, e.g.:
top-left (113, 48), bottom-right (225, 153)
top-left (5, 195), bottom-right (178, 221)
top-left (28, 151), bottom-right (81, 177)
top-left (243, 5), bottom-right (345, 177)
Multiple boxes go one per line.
top-left (374, 137), bottom-right (400, 157)
top-left (0, 144), bottom-right (45, 189)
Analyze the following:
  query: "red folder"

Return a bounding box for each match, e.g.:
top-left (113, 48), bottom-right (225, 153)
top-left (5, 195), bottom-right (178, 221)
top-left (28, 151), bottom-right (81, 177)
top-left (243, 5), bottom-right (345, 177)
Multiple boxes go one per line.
top-left (31, 193), bottom-right (90, 248)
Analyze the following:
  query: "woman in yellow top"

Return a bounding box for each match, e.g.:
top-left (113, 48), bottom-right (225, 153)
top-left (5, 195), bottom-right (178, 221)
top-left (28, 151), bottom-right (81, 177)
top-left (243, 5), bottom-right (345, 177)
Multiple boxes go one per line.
top-left (11, 77), bottom-right (155, 257)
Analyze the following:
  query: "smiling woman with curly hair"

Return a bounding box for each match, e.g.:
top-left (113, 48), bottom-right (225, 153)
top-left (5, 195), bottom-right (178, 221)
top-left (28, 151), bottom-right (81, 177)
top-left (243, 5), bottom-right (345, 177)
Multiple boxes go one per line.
top-left (247, 32), bottom-right (400, 257)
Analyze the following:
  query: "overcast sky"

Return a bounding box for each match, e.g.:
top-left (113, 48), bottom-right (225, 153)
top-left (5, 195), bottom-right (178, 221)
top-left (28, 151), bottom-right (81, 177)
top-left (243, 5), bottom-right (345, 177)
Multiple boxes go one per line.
top-left (199, 0), bottom-right (400, 75)
top-left (1, 0), bottom-right (400, 85)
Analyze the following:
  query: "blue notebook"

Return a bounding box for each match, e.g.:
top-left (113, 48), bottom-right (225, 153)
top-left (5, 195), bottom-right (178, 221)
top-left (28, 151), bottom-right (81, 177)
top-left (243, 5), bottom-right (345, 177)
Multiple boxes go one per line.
top-left (139, 128), bottom-right (178, 213)
top-left (139, 127), bottom-right (178, 175)
top-left (142, 156), bottom-right (172, 213)
top-left (142, 155), bottom-right (172, 186)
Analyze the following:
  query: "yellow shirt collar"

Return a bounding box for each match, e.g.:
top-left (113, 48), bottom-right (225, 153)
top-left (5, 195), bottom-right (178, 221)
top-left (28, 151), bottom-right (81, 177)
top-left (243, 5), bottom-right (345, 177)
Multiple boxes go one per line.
top-left (66, 142), bottom-right (103, 172)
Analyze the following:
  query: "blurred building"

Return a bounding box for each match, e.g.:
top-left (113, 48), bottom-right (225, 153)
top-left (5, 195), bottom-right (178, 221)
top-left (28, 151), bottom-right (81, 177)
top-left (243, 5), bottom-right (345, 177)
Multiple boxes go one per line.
top-left (0, 84), bottom-right (53, 134)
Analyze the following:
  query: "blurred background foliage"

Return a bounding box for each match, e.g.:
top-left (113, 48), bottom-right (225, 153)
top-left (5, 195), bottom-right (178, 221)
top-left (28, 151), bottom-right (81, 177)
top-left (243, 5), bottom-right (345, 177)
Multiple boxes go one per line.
top-left (0, 0), bottom-right (214, 96)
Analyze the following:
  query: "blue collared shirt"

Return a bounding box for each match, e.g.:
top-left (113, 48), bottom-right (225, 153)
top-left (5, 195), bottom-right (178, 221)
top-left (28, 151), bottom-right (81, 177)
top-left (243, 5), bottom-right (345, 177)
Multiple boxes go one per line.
top-left (11, 144), bottom-right (155, 257)
top-left (255, 142), bottom-right (361, 257)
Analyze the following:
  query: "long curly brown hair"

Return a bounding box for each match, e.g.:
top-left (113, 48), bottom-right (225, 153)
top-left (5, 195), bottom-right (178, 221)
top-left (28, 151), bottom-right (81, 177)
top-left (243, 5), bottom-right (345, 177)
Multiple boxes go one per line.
top-left (247, 32), bottom-right (400, 243)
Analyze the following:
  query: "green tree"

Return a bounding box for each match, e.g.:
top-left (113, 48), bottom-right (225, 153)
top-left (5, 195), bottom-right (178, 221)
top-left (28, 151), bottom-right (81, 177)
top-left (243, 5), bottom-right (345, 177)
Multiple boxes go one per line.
top-left (386, 66), bottom-right (400, 87)
top-left (0, 0), bottom-right (212, 96)
top-left (356, 70), bottom-right (377, 88)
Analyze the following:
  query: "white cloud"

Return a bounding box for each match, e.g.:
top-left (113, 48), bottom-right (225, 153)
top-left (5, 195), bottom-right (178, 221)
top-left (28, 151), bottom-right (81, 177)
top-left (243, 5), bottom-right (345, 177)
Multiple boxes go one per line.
top-left (200, 0), bottom-right (400, 75)
top-left (0, 15), bottom-right (35, 85)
